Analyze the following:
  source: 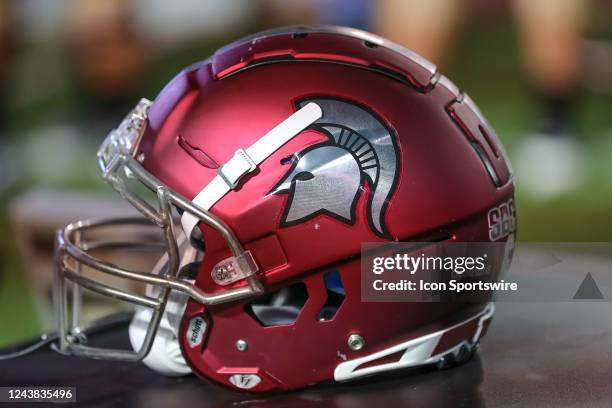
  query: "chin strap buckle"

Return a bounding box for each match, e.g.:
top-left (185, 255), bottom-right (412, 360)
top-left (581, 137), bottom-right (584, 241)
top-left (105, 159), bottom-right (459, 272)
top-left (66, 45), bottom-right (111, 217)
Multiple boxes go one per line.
top-left (218, 148), bottom-right (257, 189)
top-left (180, 102), bottom-right (323, 236)
top-left (212, 250), bottom-right (259, 286)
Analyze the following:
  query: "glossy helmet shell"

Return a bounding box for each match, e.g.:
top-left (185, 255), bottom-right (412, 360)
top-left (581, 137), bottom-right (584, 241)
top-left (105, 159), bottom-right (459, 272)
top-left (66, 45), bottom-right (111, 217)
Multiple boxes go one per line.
top-left (136, 26), bottom-right (514, 391)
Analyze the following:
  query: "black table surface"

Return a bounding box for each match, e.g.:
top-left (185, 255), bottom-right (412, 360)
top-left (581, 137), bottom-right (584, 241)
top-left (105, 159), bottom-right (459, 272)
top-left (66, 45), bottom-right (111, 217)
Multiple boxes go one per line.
top-left (1, 302), bottom-right (611, 408)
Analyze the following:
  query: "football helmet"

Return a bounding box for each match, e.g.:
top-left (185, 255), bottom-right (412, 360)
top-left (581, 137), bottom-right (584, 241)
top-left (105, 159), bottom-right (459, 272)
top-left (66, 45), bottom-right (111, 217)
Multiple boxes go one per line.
top-left (53, 25), bottom-right (515, 391)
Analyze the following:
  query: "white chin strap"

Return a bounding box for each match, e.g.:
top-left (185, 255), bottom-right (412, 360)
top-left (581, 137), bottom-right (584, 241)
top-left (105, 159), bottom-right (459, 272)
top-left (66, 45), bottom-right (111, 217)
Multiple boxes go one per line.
top-left (180, 102), bottom-right (323, 236)
top-left (129, 237), bottom-right (196, 376)
top-left (129, 300), bottom-right (191, 376)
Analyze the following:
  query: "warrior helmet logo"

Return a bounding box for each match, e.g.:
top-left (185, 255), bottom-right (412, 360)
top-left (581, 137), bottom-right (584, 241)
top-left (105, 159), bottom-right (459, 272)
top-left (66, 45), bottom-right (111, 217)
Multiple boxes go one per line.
top-left (270, 98), bottom-right (400, 238)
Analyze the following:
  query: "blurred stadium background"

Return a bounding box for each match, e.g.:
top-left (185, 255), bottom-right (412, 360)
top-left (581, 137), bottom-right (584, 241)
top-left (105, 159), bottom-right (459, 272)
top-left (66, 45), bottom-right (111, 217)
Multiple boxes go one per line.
top-left (0, 0), bottom-right (610, 347)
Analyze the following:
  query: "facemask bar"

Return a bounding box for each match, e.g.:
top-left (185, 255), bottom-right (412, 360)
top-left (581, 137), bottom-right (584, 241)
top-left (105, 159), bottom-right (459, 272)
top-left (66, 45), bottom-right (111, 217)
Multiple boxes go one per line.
top-left (54, 99), bottom-right (263, 361)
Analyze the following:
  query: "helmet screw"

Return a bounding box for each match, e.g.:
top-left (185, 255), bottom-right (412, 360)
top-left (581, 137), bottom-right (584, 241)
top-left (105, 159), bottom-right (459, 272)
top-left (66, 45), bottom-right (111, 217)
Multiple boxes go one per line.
top-left (236, 339), bottom-right (248, 352)
top-left (137, 153), bottom-right (145, 162)
top-left (347, 334), bottom-right (365, 351)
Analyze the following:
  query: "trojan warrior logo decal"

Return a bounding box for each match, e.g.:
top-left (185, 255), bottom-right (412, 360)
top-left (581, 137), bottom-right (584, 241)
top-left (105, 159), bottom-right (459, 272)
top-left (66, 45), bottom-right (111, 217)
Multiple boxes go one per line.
top-left (270, 98), bottom-right (400, 238)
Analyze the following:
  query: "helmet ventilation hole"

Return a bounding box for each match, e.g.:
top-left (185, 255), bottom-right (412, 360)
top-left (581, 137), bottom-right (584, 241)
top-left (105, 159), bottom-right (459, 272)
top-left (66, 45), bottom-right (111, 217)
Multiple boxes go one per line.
top-left (317, 271), bottom-right (345, 321)
top-left (245, 282), bottom-right (308, 327)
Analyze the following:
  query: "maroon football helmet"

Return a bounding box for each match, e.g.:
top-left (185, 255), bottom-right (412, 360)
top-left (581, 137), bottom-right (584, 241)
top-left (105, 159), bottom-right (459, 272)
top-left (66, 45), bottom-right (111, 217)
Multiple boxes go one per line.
top-left (53, 25), bottom-right (515, 392)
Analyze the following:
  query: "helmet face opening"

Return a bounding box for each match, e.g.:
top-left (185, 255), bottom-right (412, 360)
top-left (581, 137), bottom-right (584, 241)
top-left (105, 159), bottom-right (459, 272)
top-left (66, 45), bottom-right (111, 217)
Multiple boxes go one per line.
top-left (51, 25), bottom-right (515, 392)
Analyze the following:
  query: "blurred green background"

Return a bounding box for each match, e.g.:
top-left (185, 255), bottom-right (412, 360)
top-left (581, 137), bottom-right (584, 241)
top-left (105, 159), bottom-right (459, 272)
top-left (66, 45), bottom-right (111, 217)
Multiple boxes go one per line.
top-left (0, 0), bottom-right (611, 347)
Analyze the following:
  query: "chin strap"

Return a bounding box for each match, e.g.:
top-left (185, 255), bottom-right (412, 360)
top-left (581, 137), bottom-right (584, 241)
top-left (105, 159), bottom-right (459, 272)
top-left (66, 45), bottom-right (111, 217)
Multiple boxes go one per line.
top-left (127, 234), bottom-right (195, 376)
top-left (129, 303), bottom-right (191, 376)
top-left (180, 102), bottom-right (322, 236)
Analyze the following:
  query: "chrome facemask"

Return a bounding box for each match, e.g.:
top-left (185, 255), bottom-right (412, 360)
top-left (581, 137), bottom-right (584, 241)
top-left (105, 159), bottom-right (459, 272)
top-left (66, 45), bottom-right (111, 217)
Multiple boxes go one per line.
top-left (53, 99), bottom-right (263, 361)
